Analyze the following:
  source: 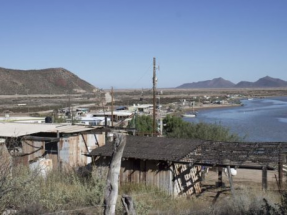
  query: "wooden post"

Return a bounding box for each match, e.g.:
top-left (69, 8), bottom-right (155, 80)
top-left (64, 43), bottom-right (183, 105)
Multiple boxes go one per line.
top-left (111, 87), bottom-right (114, 127)
top-left (227, 166), bottom-right (235, 197)
top-left (278, 153), bottom-right (283, 191)
top-left (121, 194), bottom-right (136, 215)
top-left (56, 130), bottom-right (60, 170)
top-left (104, 134), bottom-right (127, 215)
top-left (217, 167), bottom-right (223, 187)
top-left (262, 166), bottom-right (268, 192)
top-left (152, 57), bottom-right (157, 137)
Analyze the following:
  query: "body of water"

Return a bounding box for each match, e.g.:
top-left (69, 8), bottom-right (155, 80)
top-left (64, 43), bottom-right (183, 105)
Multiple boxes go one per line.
top-left (184, 97), bottom-right (287, 142)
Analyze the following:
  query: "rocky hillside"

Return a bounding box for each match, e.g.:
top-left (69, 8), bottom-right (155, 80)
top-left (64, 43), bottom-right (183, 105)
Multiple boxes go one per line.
top-left (177, 76), bottom-right (287, 88)
top-left (236, 76), bottom-right (287, 88)
top-left (0, 67), bottom-right (98, 95)
top-left (177, 78), bottom-right (235, 89)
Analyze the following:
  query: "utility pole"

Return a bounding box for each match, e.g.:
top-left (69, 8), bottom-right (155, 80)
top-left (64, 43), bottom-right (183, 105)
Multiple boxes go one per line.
top-left (152, 57), bottom-right (157, 136)
top-left (111, 87), bottom-right (114, 127)
top-left (68, 93), bottom-right (72, 123)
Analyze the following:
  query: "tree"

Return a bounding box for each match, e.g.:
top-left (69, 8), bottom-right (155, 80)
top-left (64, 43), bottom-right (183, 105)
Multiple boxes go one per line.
top-left (104, 134), bottom-right (127, 215)
top-left (128, 114), bottom-right (241, 141)
top-left (128, 115), bottom-right (153, 135)
top-left (163, 115), bottom-right (242, 142)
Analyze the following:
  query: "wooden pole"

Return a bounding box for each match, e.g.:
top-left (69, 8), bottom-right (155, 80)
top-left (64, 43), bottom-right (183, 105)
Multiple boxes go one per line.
top-left (121, 194), bottom-right (136, 215)
top-left (217, 167), bottom-right (223, 188)
top-left (111, 87), bottom-right (114, 127)
top-left (152, 57), bottom-right (156, 136)
top-left (57, 130), bottom-right (60, 170)
top-left (104, 134), bottom-right (126, 215)
top-left (262, 166), bottom-right (268, 192)
top-left (278, 153), bottom-right (284, 191)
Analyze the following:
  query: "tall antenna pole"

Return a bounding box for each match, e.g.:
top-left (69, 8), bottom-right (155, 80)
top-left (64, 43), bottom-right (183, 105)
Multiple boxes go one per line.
top-left (153, 57), bottom-right (157, 136)
top-left (111, 87), bottom-right (114, 127)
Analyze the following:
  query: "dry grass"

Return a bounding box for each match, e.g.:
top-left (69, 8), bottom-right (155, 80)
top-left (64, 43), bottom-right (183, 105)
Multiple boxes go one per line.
top-left (1, 166), bottom-right (105, 214)
top-left (118, 182), bottom-right (283, 215)
top-left (1, 164), bottom-right (285, 215)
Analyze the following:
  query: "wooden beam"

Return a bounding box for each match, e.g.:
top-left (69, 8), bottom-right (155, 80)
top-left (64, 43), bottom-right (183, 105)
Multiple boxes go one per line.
top-left (121, 194), bottom-right (136, 215)
top-left (262, 166), bottom-right (268, 192)
top-left (278, 153), bottom-right (284, 191)
top-left (217, 167), bottom-right (223, 188)
top-left (172, 161), bottom-right (275, 170)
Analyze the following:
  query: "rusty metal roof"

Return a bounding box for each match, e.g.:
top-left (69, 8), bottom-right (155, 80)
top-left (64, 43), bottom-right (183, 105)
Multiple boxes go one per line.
top-left (89, 136), bottom-right (203, 162)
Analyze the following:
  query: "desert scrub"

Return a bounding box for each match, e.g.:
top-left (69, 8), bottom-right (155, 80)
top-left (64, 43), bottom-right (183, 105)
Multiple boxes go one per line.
top-left (119, 183), bottom-right (199, 215)
top-left (1, 166), bottom-right (104, 214)
top-left (117, 183), bottom-right (284, 215)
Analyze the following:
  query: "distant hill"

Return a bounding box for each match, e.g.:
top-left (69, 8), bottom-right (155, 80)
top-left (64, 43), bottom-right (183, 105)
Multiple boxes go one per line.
top-left (235, 76), bottom-right (287, 88)
top-left (252, 76), bottom-right (287, 87)
top-left (177, 78), bottom-right (235, 89)
top-left (235, 81), bottom-right (254, 88)
top-left (0, 67), bottom-right (98, 95)
top-left (177, 76), bottom-right (287, 88)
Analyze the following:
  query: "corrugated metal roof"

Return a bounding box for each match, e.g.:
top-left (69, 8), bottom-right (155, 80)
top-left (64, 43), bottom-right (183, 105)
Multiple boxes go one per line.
top-left (46, 125), bottom-right (103, 134)
top-left (89, 136), bottom-right (203, 162)
top-left (0, 123), bottom-right (104, 137)
top-left (0, 123), bottom-right (58, 137)
top-left (91, 111), bottom-right (132, 116)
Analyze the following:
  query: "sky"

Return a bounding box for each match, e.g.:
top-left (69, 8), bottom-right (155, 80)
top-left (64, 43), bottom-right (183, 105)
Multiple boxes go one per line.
top-left (0, 0), bottom-right (287, 89)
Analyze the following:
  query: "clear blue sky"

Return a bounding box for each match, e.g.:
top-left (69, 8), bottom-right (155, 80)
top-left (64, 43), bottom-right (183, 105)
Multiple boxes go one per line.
top-left (0, 0), bottom-right (287, 89)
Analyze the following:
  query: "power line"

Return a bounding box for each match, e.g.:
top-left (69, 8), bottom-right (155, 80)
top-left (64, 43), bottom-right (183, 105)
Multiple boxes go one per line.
top-left (130, 63), bottom-right (153, 88)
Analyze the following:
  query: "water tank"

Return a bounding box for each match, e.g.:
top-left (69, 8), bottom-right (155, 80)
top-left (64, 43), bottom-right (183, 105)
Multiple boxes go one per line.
top-left (45, 116), bottom-right (52, 123)
top-left (231, 168), bottom-right (237, 176)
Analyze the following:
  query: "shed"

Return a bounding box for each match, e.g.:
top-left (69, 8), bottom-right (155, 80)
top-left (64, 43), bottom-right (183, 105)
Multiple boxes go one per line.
top-left (0, 123), bottom-right (107, 169)
top-left (89, 136), bottom-right (287, 195)
top-left (89, 136), bottom-right (203, 196)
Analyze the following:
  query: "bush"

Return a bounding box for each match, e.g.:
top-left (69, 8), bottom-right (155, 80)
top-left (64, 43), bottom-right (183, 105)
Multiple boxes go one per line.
top-left (128, 115), bottom-right (153, 134)
top-left (163, 115), bottom-right (242, 142)
top-left (1, 166), bottom-right (104, 214)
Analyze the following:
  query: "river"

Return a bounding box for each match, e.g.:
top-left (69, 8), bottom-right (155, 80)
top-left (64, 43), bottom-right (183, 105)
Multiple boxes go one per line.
top-left (183, 97), bottom-right (287, 142)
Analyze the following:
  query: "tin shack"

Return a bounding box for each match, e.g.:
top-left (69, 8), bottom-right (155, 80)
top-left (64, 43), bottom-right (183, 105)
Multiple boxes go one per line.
top-left (89, 136), bottom-right (202, 196)
top-left (0, 123), bottom-right (106, 169)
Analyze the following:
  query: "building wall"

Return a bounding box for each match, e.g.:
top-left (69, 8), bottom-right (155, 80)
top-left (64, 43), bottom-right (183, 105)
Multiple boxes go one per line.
top-left (18, 132), bottom-right (105, 169)
top-left (93, 157), bottom-right (201, 196)
top-left (22, 140), bottom-right (46, 163)
top-left (120, 159), bottom-right (174, 195)
top-left (58, 133), bottom-right (105, 168)
top-left (0, 142), bottom-right (13, 177)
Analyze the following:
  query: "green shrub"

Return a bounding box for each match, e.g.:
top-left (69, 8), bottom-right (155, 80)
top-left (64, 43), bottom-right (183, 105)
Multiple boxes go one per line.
top-left (163, 115), bottom-right (242, 142)
top-left (128, 115), bottom-right (153, 134)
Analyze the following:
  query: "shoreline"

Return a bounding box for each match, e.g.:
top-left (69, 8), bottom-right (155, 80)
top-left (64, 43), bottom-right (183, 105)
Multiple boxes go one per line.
top-left (181, 103), bottom-right (242, 113)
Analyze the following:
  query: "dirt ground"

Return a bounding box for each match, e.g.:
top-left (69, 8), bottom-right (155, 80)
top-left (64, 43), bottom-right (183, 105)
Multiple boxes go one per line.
top-left (196, 168), bottom-right (282, 206)
top-left (0, 88), bottom-right (287, 115)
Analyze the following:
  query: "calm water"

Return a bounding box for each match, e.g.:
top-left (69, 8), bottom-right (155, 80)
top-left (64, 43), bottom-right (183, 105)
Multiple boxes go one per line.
top-left (184, 97), bottom-right (287, 142)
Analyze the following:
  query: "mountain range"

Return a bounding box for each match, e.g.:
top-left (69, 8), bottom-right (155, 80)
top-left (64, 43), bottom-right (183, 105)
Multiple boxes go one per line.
top-left (0, 67), bottom-right (97, 95)
top-left (177, 76), bottom-right (287, 89)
